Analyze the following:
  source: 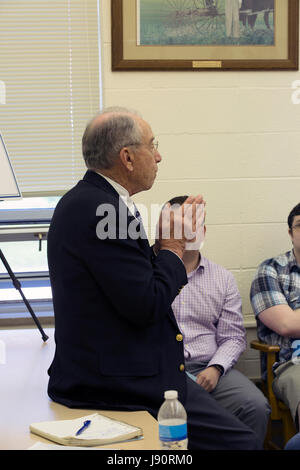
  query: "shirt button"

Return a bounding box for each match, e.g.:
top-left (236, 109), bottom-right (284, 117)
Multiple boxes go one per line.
top-left (176, 334), bottom-right (183, 342)
top-left (179, 364), bottom-right (185, 372)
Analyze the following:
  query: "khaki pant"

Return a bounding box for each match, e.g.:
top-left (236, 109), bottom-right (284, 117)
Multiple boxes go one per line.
top-left (273, 360), bottom-right (300, 428)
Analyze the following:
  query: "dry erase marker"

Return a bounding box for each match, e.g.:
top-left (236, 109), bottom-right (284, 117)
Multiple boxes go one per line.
top-left (76, 419), bottom-right (91, 436)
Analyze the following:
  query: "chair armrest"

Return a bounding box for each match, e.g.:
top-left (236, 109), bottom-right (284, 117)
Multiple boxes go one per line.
top-left (251, 339), bottom-right (283, 419)
top-left (250, 340), bottom-right (280, 353)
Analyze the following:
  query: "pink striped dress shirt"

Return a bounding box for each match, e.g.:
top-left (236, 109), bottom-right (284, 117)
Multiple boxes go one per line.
top-left (171, 256), bottom-right (246, 373)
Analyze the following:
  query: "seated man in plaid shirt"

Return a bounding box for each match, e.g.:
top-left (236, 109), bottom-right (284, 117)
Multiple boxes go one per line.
top-left (155, 195), bottom-right (270, 449)
top-left (250, 202), bottom-right (300, 431)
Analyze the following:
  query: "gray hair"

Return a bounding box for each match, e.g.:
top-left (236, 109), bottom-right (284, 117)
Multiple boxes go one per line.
top-left (82, 106), bottom-right (143, 170)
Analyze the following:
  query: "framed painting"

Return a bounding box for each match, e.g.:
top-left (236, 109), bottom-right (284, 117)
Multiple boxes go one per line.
top-left (111, 0), bottom-right (299, 71)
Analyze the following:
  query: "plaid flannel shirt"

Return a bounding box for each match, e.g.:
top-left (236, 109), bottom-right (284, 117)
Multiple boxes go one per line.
top-left (250, 250), bottom-right (300, 379)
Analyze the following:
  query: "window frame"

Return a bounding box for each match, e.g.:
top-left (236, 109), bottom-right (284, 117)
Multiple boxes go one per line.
top-left (0, 207), bottom-right (53, 327)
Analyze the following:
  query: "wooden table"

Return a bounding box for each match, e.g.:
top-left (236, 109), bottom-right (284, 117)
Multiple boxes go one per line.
top-left (0, 328), bottom-right (160, 450)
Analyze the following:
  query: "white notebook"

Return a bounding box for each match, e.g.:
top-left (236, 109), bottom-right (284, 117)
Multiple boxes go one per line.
top-left (28, 442), bottom-right (111, 450)
top-left (29, 413), bottom-right (143, 447)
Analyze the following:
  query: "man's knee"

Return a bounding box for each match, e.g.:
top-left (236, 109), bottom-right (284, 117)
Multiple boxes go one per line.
top-left (250, 390), bottom-right (271, 416)
top-left (240, 392), bottom-right (271, 421)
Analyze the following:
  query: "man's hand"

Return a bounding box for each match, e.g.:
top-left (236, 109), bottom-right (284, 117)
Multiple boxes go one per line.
top-left (157, 195), bottom-right (205, 259)
top-left (196, 366), bottom-right (222, 392)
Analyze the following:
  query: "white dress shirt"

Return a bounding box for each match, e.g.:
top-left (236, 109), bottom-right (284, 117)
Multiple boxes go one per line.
top-left (96, 172), bottom-right (136, 217)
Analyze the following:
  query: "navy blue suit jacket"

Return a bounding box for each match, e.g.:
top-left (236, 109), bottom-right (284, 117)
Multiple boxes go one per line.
top-left (47, 170), bottom-right (188, 413)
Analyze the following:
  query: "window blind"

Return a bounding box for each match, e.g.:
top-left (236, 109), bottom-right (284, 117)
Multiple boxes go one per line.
top-left (0, 0), bottom-right (101, 195)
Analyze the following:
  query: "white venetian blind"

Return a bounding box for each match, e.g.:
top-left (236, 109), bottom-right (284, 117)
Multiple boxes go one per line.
top-left (0, 0), bottom-right (101, 195)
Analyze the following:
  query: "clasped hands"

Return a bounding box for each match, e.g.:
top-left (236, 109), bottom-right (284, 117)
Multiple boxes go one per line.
top-left (156, 195), bottom-right (205, 259)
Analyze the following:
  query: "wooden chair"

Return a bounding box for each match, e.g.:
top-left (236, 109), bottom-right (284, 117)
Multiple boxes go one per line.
top-left (250, 340), bottom-right (296, 449)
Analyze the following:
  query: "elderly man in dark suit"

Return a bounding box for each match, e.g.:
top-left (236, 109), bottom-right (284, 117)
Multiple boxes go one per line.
top-left (47, 107), bottom-right (259, 449)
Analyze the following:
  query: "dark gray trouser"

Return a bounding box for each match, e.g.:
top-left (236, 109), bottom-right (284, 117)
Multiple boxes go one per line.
top-left (185, 361), bottom-right (271, 449)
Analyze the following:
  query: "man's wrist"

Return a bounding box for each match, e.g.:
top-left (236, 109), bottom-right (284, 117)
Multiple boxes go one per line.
top-left (159, 243), bottom-right (184, 259)
top-left (159, 249), bottom-right (185, 264)
top-left (209, 364), bottom-right (224, 376)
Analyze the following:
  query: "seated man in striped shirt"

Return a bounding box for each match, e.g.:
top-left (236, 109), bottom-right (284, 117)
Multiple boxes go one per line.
top-left (155, 195), bottom-right (270, 448)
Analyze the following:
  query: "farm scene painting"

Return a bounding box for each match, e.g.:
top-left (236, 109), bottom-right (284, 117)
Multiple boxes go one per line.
top-left (138, 0), bottom-right (274, 46)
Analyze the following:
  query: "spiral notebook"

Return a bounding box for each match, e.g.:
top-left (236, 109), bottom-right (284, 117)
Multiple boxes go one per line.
top-left (29, 413), bottom-right (143, 447)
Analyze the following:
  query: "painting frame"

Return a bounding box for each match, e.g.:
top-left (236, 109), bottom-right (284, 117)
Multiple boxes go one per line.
top-left (111, 0), bottom-right (299, 71)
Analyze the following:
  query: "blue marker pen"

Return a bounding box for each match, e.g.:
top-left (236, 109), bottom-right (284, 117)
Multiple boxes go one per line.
top-left (76, 419), bottom-right (91, 436)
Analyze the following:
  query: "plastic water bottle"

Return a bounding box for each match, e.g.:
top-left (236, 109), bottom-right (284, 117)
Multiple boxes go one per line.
top-left (158, 390), bottom-right (188, 450)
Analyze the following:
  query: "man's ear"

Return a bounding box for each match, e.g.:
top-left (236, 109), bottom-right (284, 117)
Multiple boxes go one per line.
top-left (119, 147), bottom-right (134, 172)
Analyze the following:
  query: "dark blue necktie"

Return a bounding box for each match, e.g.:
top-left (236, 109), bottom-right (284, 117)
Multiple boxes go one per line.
top-left (132, 203), bottom-right (147, 239)
top-left (133, 203), bottom-right (142, 223)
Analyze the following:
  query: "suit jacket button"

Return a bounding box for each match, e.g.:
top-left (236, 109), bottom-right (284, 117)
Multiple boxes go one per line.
top-left (176, 334), bottom-right (183, 342)
top-left (179, 364), bottom-right (185, 372)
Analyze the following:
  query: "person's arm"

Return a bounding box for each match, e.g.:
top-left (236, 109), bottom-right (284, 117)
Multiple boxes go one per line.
top-left (195, 272), bottom-right (245, 392)
top-left (250, 262), bottom-right (300, 337)
top-left (258, 305), bottom-right (300, 337)
top-left (83, 229), bottom-right (187, 328)
top-left (206, 271), bottom-right (246, 374)
top-left (76, 194), bottom-right (203, 328)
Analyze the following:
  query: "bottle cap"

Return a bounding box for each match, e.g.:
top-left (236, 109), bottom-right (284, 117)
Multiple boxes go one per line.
top-left (164, 390), bottom-right (178, 399)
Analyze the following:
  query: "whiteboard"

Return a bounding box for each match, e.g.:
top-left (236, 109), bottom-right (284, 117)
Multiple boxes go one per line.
top-left (0, 134), bottom-right (21, 199)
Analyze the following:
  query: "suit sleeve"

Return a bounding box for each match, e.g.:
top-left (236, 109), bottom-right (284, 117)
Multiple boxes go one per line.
top-left (77, 222), bottom-right (188, 327)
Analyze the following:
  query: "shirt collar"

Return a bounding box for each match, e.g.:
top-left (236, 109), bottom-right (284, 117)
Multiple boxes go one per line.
top-left (288, 250), bottom-right (300, 272)
top-left (187, 254), bottom-right (206, 278)
top-left (96, 172), bottom-right (135, 215)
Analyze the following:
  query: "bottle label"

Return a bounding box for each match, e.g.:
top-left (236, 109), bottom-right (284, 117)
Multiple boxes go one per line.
top-left (159, 423), bottom-right (187, 442)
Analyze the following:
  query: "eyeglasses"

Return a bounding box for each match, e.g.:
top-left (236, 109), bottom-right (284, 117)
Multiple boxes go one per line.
top-left (125, 140), bottom-right (159, 153)
top-left (151, 140), bottom-right (159, 152)
top-left (292, 223), bottom-right (300, 232)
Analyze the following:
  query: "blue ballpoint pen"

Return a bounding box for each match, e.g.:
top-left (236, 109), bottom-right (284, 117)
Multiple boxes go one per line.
top-left (76, 419), bottom-right (91, 436)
